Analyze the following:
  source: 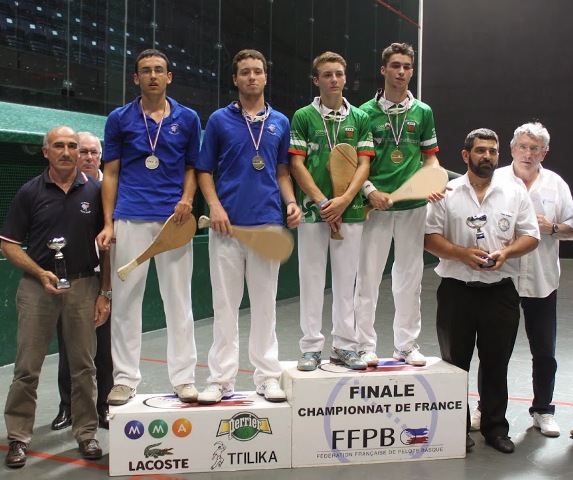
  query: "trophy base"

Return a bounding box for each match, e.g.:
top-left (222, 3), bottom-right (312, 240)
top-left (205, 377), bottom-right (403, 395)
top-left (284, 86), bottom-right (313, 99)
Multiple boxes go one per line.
top-left (56, 279), bottom-right (71, 289)
top-left (479, 258), bottom-right (497, 268)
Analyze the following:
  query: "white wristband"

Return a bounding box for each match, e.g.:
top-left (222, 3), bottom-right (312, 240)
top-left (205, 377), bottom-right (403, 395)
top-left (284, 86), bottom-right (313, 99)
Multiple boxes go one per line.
top-left (362, 181), bottom-right (377, 197)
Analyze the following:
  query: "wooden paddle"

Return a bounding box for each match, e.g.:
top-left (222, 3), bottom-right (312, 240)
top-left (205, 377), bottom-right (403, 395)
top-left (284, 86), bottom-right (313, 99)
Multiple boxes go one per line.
top-left (198, 216), bottom-right (294, 263)
top-left (117, 214), bottom-right (197, 281)
top-left (326, 143), bottom-right (359, 240)
top-left (364, 166), bottom-right (449, 217)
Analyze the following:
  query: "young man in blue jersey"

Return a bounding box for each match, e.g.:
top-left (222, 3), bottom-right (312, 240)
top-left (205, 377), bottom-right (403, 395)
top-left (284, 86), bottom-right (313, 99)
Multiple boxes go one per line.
top-left (196, 49), bottom-right (301, 404)
top-left (97, 49), bottom-right (201, 405)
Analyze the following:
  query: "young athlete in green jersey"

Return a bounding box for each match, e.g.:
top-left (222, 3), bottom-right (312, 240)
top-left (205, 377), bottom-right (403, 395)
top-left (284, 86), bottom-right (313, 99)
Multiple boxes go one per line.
top-left (290, 51), bottom-right (374, 371)
top-left (354, 43), bottom-right (444, 368)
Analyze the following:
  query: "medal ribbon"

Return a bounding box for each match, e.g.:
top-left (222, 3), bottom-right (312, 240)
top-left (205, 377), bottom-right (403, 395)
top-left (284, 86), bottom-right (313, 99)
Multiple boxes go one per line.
top-left (141, 100), bottom-right (166, 157)
top-left (382, 92), bottom-right (410, 150)
top-left (243, 105), bottom-right (268, 155)
top-left (320, 105), bottom-right (344, 151)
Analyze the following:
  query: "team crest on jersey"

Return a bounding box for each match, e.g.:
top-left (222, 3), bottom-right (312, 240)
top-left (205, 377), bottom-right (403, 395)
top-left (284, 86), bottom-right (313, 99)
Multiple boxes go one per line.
top-left (80, 202), bottom-right (91, 214)
top-left (498, 217), bottom-right (510, 232)
top-left (384, 122), bottom-right (391, 130)
top-left (169, 124), bottom-right (180, 135)
top-left (345, 127), bottom-right (354, 139)
top-left (308, 142), bottom-right (319, 152)
top-left (267, 123), bottom-right (277, 134)
top-left (407, 121), bottom-right (416, 133)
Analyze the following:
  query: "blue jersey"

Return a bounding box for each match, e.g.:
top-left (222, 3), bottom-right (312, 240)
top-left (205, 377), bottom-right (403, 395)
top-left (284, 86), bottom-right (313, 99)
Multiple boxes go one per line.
top-left (196, 102), bottom-right (290, 226)
top-left (103, 96), bottom-right (201, 221)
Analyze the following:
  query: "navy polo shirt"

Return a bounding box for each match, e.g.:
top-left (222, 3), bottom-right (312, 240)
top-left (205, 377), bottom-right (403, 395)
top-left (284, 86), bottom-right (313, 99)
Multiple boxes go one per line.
top-left (0, 168), bottom-right (103, 275)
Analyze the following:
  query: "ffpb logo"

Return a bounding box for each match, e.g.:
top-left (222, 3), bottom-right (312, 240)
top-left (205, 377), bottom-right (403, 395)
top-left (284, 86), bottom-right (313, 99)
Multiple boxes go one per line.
top-left (216, 411), bottom-right (272, 441)
top-left (401, 427), bottom-right (429, 445)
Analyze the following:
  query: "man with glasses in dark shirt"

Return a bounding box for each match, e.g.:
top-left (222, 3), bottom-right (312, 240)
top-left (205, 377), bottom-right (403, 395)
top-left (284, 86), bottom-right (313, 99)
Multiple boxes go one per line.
top-left (51, 132), bottom-right (113, 431)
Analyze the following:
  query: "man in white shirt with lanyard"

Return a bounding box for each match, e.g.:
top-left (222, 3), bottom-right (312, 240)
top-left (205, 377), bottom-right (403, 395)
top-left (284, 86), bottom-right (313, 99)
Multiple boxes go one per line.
top-left (470, 122), bottom-right (573, 438)
top-left (425, 128), bottom-right (539, 454)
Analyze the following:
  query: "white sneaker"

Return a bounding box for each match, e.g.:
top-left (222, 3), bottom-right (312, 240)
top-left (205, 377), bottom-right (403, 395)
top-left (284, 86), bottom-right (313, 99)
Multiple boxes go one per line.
top-left (470, 407), bottom-right (481, 432)
top-left (297, 352), bottom-right (321, 371)
top-left (393, 345), bottom-right (426, 366)
top-left (359, 351), bottom-right (379, 367)
top-left (107, 385), bottom-right (136, 405)
top-left (197, 384), bottom-right (234, 405)
top-left (256, 379), bottom-right (286, 403)
top-left (533, 413), bottom-right (560, 437)
top-left (173, 384), bottom-right (198, 403)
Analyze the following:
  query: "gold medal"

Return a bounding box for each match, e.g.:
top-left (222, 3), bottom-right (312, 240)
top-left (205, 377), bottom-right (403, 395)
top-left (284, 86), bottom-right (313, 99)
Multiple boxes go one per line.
top-left (145, 155), bottom-right (159, 169)
top-left (252, 155), bottom-right (265, 171)
top-left (390, 149), bottom-right (404, 163)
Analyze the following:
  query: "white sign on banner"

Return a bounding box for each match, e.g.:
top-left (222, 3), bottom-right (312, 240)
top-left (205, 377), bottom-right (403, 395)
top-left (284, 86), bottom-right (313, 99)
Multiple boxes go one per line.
top-left (108, 392), bottom-right (291, 476)
top-left (281, 357), bottom-right (467, 467)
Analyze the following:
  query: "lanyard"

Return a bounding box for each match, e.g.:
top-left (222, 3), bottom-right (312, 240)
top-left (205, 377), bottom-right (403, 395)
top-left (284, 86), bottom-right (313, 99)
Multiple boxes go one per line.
top-left (319, 102), bottom-right (344, 151)
top-left (242, 104), bottom-right (268, 155)
top-left (381, 92), bottom-right (409, 149)
top-left (141, 100), bottom-right (166, 156)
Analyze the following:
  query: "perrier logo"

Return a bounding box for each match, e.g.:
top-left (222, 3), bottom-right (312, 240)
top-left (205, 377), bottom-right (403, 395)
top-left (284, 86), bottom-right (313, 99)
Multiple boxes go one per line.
top-left (216, 411), bottom-right (272, 441)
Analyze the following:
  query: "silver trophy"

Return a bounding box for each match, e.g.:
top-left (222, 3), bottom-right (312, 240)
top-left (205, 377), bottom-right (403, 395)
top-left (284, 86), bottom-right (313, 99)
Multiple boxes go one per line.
top-left (466, 214), bottom-right (496, 268)
top-left (47, 237), bottom-right (71, 289)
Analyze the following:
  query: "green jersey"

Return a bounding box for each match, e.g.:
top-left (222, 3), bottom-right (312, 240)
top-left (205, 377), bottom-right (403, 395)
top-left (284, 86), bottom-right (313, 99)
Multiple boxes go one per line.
top-left (289, 98), bottom-right (375, 223)
top-left (360, 90), bottom-right (439, 210)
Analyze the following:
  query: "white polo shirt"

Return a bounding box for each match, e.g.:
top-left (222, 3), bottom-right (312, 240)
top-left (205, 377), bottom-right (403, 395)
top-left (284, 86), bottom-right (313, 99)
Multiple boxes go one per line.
top-left (425, 171), bottom-right (540, 284)
top-left (497, 163), bottom-right (573, 297)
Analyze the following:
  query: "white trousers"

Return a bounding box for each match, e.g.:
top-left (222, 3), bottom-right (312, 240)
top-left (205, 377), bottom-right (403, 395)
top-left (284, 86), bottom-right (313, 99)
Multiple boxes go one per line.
top-left (207, 231), bottom-right (283, 390)
top-left (298, 222), bottom-right (363, 353)
top-left (354, 207), bottom-right (426, 352)
top-left (110, 220), bottom-right (196, 388)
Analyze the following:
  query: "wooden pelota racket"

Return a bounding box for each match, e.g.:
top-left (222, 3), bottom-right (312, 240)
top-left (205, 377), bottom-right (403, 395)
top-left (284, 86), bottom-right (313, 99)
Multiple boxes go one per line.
top-left (364, 166), bottom-right (449, 217)
top-left (198, 215), bottom-right (294, 263)
top-left (326, 143), bottom-right (359, 240)
top-left (117, 214), bottom-right (197, 281)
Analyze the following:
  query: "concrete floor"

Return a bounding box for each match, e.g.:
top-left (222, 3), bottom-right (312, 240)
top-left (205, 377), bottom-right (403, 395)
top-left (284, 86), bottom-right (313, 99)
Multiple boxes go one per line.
top-left (1, 261), bottom-right (573, 479)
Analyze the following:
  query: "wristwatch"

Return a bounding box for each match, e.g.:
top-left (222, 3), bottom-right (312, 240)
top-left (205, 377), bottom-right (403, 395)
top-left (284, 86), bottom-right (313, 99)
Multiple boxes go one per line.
top-left (552, 223), bottom-right (559, 235)
top-left (99, 290), bottom-right (112, 300)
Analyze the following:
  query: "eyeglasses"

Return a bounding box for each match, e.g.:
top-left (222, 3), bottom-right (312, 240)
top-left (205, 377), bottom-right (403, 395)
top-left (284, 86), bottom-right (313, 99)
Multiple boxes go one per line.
top-left (79, 149), bottom-right (101, 157)
top-left (517, 144), bottom-right (542, 154)
top-left (137, 67), bottom-right (166, 76)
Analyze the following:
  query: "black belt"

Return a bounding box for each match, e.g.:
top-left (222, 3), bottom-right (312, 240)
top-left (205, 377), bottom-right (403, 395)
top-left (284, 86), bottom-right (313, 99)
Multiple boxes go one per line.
top-left (65, 270), bottom-right (95, 280)
top-left (459, 277), bottom-right (512, 288)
